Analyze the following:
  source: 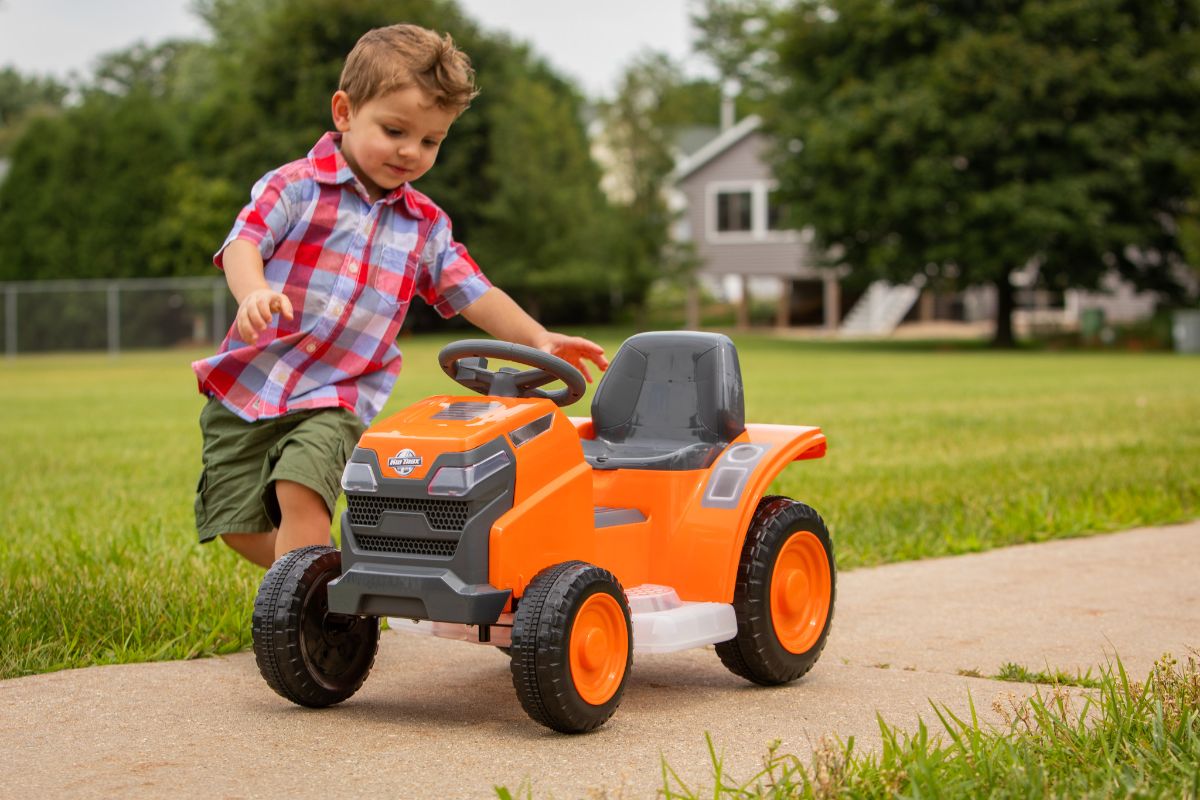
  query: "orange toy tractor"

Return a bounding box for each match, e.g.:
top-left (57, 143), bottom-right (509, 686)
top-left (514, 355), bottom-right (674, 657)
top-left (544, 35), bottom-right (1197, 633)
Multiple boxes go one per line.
top-left (252, 332), bottom-right (835, 733)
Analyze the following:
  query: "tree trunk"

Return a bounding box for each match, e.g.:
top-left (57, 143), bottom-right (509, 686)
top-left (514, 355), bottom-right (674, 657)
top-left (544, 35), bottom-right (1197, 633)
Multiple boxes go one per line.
top-left (992, 274), bottom-right (1016, 348)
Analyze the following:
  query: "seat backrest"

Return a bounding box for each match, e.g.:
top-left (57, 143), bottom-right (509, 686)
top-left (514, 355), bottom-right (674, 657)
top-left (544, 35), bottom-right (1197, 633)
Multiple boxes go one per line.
top-left (591, 331), bottom-right (745, 446)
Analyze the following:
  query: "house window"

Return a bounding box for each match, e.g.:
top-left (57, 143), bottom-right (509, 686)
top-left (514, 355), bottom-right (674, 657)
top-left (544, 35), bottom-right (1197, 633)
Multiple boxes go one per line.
top-left (716, 191), bottom-right (753, 233)
top-left (706, 181), bottom-right (797, 243)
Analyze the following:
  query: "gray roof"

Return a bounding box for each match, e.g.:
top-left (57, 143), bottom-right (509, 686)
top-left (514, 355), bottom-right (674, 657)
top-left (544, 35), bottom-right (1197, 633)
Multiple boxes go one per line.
top-left (671, 115), bottom-right (763, 183)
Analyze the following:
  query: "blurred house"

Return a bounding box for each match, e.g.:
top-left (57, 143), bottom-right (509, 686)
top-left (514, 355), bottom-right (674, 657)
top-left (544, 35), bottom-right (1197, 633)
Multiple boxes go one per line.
top-left (670, 115), bottom-right (1163, 335)
top-left (670, 114), bottom-right (845, 331)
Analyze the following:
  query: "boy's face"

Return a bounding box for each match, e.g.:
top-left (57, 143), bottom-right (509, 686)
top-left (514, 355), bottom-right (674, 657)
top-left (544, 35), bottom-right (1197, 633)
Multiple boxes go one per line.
top-left (331, 86), bottom-right (457, 202)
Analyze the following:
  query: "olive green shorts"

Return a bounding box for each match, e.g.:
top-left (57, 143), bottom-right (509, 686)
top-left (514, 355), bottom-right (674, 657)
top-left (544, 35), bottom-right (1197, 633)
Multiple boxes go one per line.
top-left (194, 398), bottom-right (367, 543)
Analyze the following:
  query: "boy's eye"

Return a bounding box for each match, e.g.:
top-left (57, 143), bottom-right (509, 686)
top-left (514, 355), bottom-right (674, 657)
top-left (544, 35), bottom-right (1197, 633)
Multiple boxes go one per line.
top-left (384, 127), bottom-right (404, 137)
top-left (423, 139), bottom-right (440, 147)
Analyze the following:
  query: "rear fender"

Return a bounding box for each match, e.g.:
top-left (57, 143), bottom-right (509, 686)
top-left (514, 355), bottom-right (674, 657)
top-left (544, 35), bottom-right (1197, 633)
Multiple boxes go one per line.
top-left (667, 424), bottom-right (826, 604)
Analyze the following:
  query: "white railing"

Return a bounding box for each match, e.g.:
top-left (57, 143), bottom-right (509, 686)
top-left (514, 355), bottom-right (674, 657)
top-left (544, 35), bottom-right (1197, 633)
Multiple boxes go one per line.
top-left (840, 276), bottom-right (926, 336)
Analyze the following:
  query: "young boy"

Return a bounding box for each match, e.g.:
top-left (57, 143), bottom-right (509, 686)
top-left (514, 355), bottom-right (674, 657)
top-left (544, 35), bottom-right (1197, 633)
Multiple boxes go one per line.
top-left (192, 24), bottom-right (607, 568)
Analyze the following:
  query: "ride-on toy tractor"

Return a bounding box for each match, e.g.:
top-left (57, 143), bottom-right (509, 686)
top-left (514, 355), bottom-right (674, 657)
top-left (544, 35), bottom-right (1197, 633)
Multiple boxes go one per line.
top-left (252, 332), bottom-right (835, 733)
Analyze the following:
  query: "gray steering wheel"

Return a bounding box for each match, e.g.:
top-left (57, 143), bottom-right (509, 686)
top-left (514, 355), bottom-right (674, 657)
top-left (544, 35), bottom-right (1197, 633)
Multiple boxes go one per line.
top-left (438, 340), bottom-right (586, 407)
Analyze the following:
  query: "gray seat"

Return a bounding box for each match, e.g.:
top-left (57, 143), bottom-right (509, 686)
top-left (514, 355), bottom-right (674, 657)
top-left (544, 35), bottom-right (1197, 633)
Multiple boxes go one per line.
top-left (581, 332), bottom-right (746, 471)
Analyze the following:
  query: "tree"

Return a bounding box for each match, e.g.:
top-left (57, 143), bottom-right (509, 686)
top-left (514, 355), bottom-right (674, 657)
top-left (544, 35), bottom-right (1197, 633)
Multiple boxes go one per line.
top-left (188, 0), bottom-right (620, 322)
top-left (0, 67), bottom-right (68, 156)
top-left (690, 0), bottom-right (789, 110)
top-left (471, 68), bottom-right (616, 320)
top-left (0, 0), bottom-right (627, 323)
top-left (0, 49), bottom-right (188, 280)
top-left (763, 0), bottom-right (1200, 345)
top-left (597, 53), bottom-right (721, 319)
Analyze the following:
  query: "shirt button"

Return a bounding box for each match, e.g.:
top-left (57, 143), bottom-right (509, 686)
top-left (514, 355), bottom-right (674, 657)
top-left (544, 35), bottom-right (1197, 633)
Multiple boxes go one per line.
top-left (252, 399), bottom-right (261, 408)
top-left (348, 264), bottom-right (358, 274)
top-left (305, 343), bottom-right (317, 353)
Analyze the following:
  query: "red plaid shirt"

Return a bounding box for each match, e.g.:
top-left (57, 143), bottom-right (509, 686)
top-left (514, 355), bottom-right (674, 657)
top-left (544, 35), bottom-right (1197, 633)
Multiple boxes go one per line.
top-left (192, 132), bottom-right (491, 423)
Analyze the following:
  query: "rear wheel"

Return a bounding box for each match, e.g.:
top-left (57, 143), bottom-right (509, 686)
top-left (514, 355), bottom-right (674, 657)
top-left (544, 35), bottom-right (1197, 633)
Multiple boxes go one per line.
top-left (252, 545), bottom-right (380, 707)
top-left (716, 497), bottom-right (835, 685)
top-left (510, 561), bottom-right (632, 733)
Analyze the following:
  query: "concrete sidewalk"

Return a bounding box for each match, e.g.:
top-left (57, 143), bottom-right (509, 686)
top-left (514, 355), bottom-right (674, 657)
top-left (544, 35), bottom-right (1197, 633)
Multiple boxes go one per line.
top-left (2, 521), bottom-right (1196, 799)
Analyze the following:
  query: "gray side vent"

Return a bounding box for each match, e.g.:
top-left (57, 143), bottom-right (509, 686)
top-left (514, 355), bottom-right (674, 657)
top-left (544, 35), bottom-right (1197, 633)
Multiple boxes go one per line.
top-left (511, 413), bottom-right (554, 447)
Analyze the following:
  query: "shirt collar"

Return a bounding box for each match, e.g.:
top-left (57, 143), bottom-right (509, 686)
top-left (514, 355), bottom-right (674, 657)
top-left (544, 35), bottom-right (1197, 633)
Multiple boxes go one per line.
top-left (308, 132), bottom-right (421, 215)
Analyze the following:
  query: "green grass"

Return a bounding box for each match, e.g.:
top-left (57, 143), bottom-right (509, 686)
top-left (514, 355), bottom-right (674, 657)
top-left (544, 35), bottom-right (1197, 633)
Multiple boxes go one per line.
top-left (639, 653), bottom-right (1200, 799)
top-left (994, 662), bottom-right (1103, 689)
top-left (1, 331), bottom-right (1198, 678)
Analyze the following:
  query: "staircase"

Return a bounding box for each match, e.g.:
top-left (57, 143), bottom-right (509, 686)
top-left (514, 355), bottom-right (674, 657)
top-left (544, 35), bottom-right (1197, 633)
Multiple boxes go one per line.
top-left (840, 276), bottom-right (926, 336)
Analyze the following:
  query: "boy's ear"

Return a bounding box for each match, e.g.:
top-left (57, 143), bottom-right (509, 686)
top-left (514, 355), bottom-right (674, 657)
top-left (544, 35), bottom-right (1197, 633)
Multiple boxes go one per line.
top-left (331, 91), bottom-right (354, 132)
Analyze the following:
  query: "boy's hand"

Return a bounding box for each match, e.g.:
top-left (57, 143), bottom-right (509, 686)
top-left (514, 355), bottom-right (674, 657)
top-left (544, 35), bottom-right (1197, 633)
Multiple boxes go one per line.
top-left (235, 288), bottom-right (294, 342)
top-left (533, 332), bottom-right (608, 383)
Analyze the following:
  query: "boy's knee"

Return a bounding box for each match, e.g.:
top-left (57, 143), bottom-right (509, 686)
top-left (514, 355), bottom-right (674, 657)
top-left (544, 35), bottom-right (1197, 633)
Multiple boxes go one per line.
top-left (220, 531), bottom-right (276, 568)
top-left (274, 479), bottom-right (330, 517)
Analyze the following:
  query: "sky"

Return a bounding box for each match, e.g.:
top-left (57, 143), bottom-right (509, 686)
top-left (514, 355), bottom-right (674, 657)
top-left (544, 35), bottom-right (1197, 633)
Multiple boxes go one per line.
top-left (0, 0), bottom-right (708, 98)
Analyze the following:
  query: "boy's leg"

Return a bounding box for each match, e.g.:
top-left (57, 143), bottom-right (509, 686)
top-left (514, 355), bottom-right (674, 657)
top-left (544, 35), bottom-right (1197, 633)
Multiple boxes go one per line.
top-left (220, 531), bottom-right (278, 568)
top-left (262, 407), bottom-right (365, 561)
top-left (196, 398), bottom-right (281, 568)
top-left (273, 480), bottom-right (333, 560)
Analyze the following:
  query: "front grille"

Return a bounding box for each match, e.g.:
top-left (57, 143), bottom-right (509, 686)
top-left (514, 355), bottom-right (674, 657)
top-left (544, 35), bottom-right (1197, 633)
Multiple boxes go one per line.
top-left (355, 534), bottom-right (458, 557)
top-left (347, 494), bottom-right (470, 530)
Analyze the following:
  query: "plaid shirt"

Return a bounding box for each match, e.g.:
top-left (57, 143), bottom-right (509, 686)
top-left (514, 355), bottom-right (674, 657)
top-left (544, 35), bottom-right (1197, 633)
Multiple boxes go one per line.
top-left (192, 132), bottom-right (491, 424)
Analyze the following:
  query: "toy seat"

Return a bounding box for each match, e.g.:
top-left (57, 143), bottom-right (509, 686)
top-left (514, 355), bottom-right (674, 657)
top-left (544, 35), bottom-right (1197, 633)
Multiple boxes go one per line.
top-left (581, 332), bottom-right (745, 471)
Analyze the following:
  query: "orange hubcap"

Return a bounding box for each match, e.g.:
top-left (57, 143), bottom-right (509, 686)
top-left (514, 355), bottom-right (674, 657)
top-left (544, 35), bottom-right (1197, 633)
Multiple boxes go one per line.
top-left (770, 531), bottom-right (831, 654)
top-left (569, 592), bottom-right (628, 705)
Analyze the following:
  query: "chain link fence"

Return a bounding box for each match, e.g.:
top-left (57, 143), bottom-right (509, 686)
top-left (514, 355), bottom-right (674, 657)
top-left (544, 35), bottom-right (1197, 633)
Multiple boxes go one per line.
top-left (1, 277), bottom-right (235, 357)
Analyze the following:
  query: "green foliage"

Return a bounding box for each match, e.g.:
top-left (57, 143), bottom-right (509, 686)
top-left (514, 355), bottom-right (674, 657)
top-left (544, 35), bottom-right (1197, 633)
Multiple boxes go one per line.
top-left (189, 0), bottom-right (622, 316)
top-left (0, 0), bottom-right (627, 324)
top-left (764, 0), bottom-right (1200, 344)
top-left (145, 165), bottom-right (243, 278)
top-left (0, 89), bottom-right (185, 280)
top-left (598, 53), bottom-right (720, 318)
top-left (690, 0), bottom-right (789, 111)
top-left (471, 67), bottom-right (616, 320)
top-left (0, 66), bottom-right (68, 156)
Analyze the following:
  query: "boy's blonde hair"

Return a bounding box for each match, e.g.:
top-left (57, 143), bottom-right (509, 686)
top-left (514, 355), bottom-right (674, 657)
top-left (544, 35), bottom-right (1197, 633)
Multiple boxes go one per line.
top-left (340, 24), bottom-right (479, 113)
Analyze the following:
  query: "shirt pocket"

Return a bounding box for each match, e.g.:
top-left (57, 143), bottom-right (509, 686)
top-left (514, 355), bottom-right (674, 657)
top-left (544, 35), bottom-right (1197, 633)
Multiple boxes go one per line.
top-left (372, 244), bottom-right (414, 307)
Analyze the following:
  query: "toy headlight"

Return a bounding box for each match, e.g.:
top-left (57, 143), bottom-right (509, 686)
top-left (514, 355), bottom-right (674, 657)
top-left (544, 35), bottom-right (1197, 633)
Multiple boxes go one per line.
top-left (341, 461), bottom-right (378, 493)
top-left (428, 451), bottom-right (510, 497)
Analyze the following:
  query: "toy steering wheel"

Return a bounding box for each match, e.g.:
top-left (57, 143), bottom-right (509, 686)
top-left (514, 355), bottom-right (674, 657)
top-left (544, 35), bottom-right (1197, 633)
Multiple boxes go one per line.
top-left (438, 340), bottom-right (586, 407)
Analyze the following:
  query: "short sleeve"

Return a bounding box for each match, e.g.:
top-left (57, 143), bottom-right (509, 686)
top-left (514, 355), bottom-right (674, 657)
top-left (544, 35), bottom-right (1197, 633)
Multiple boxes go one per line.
top-left (213, 170), bottom-right (299, 269)
top-left (415, 216), bottom-right (492, 318)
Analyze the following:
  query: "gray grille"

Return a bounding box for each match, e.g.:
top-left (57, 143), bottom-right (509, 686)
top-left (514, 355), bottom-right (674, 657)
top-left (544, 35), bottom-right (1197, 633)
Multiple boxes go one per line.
top-left (347, 495), bottom-right (470, 530)
top-left (432, 401), bottom-right (500, 421)
top-left (355, 534), bottom-right (458, 557)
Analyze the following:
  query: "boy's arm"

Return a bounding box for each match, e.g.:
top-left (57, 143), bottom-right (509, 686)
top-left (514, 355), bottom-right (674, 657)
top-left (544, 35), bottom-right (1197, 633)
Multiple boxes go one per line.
top-left (223, 240), bottom-right (294, 342)
top-left (459, 287), bottom-right (608, 382)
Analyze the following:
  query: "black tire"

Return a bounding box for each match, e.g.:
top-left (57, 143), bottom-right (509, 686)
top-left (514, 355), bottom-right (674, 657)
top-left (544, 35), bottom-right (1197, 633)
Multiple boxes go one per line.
top-left (252, 545), bottom-right (380, 707)
top-left (716, 497), bottom-right (835, 686)
top-left (510, 561), bottom-right (632, 733)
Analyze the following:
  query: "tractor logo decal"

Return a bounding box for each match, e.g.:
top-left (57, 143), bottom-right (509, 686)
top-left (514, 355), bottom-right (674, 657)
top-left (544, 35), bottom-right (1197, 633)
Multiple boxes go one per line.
top-left (388, 448), bottom-right (423, 476)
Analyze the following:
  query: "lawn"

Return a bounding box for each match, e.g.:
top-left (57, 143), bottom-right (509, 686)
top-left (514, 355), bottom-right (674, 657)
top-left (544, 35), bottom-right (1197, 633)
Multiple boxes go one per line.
top-left (645, 654), bottom-right (1200, 799)
top-left (1, 331), bottom-right (1197, 679)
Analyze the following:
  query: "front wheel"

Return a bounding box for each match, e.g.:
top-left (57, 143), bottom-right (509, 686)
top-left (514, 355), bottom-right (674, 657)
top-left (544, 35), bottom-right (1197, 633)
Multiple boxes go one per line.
top-left (252, 545), bottom-right (380, 707)
top-left (510, 561), bottom-right (632, 733)
top-left (716, 497), bottom-right (835, 685)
